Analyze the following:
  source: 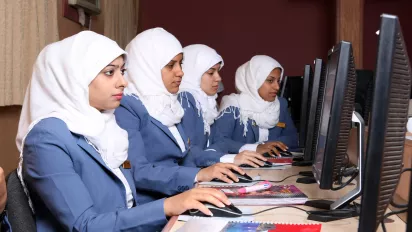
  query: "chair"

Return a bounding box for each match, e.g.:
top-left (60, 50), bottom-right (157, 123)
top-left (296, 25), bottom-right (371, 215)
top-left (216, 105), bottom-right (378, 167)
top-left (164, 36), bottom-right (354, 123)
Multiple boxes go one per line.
top-left (6, 170), bottom-right (36, 232)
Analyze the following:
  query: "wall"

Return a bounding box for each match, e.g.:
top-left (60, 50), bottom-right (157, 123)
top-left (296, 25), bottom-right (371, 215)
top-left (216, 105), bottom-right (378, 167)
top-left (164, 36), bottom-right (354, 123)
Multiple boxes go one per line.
top-left (139, 0), bottom-right (335, 96)
top-left (363, 0), bottom-right (412, 70)
top-left (0, 0), bottom-right (105, 175)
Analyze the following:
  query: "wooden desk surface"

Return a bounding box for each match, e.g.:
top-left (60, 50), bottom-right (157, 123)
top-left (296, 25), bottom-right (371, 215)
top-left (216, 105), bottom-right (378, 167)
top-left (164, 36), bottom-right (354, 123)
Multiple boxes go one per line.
top-left (163, 166), bottom-right (406, 232)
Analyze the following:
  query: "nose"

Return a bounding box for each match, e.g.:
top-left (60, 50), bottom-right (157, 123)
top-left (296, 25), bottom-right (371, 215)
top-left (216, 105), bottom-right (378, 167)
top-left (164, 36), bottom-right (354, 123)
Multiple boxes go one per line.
top-left (117, 72), bottom-right (128, 88)
top-left (215, 72), bottom-right (222, 82)
top-left (176, 64), bottom-right (184, 78)
top-left (273, 81), bottom-right (280, 91)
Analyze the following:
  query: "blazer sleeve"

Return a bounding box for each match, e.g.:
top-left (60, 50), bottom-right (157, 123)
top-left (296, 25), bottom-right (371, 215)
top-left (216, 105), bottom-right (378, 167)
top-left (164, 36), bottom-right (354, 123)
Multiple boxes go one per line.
top-left (115, 104), bottom-right (200, 195)
top-left (23, 123), bottom-right (168, 232)
top-left (212, 108), bottom-right (245, 154)
top-left (274, 99), bottom-right (299, 148)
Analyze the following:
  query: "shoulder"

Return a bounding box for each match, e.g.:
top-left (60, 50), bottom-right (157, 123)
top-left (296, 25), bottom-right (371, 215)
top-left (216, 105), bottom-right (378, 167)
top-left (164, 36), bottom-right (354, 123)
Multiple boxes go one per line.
top-left (119, 94), bottom-right (148, 116)
top-left (217, 106), bottom-right (240, 120)
top-left (178, 91), bottom-right (197, 109)
top-left (25, 117), bottom-right (75, 149)
top-left (116, 94), bottom-right (149, 129)
top-left (277, 97), bottom-right (288, 110)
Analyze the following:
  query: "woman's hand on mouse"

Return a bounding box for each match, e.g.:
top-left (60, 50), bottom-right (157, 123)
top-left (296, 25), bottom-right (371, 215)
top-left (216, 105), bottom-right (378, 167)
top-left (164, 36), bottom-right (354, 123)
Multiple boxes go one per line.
top-left (257, 141), bottom-right (288, 156)
top-left (163, 188), bottom-right (231, 217)
top-left (196, 163), bottom-right (245, 183)
top-left (234, 151), bottom-right (267, 167)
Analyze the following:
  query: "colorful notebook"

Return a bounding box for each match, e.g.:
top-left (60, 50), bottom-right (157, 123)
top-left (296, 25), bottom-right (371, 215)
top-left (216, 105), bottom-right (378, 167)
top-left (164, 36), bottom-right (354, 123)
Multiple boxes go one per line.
top-left (221, 221), bottom-right (321, 232)
top-left (176, 218), bottom-right (321, 232)
top-left (267, 157), bottom-right (293, 164)
top-left (213, 184), bottom-right (308, 205)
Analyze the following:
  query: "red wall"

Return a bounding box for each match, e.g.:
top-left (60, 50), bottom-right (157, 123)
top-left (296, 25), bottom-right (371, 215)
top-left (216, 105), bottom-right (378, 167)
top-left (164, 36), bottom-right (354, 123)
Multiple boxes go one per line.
top-left (139, 0), bottom-right (335, 95)
top-left (363, 0), bottom-right (412, 70)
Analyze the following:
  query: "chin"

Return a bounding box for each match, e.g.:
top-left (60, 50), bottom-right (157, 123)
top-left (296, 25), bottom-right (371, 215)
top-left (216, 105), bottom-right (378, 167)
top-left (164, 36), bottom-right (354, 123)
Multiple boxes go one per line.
top-left (207, 90), bottom-right (218, 96)
top-left (168, 88), bottom-right (179, 94)
top-left (267, 96), bottom-right (277, 102)
top-left (106, 102), bottom-right (120, 111)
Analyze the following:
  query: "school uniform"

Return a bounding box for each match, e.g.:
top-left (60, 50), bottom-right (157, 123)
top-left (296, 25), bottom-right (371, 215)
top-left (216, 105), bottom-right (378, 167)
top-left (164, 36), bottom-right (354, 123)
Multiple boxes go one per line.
top-left (215, 55), bottom-right (299, 154)
top-left (214, 97), bottom-right (298, 152)
top-left (23, 118), bottom-right (167, 231)
top-left (16, 31), bottom-right (171, 231)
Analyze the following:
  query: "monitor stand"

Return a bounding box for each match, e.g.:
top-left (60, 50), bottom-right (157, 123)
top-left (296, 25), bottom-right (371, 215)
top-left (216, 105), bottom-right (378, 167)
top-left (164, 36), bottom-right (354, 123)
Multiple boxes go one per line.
top-left (304, 111), bottom-right (365, 222)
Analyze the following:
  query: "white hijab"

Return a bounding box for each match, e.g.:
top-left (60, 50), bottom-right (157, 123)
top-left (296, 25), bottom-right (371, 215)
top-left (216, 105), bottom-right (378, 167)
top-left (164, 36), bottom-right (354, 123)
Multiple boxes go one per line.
top-left (124, 28), bottom-right (184, 126)
top-left (180, 44), bottom-right (224, 134)
top-left (16, 31), bottom-right (129, 206)
top-left (219, 55), bottom-right (284, 136)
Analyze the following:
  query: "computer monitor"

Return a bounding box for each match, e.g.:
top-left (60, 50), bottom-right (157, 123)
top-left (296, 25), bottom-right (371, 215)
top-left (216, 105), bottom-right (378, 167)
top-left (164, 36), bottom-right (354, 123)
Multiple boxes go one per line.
top-left (354, 69), bottom-right (374, 126)
top-left (298, 65), bottom-right (313, 148)
top-left (281, 75), bottom-right (304, 126)
top-left (312, 41), bottom-right (357, 190)
top-left (303, 59), bottom-right (326, 161)
top-left (358, 14), bottom-right (412, 232)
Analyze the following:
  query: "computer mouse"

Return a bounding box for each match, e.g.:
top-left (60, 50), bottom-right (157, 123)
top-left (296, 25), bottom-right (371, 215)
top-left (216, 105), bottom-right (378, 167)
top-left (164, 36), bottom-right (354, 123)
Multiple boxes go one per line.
top-left (240, 161), bottom-right (273, 168)
top-left (188, 203), bottom-right (242, 218)
top-left (273, 147), bottom-right (293, 157)
top-left (211, 170), bottom-right (253, 183)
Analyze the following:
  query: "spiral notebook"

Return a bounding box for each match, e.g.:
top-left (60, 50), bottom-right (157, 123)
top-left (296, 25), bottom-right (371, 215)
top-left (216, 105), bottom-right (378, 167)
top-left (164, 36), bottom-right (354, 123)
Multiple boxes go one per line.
top-left (176, 218), bottom-right (321, 232)
top-left (213, 184), bottom-right (308, 205)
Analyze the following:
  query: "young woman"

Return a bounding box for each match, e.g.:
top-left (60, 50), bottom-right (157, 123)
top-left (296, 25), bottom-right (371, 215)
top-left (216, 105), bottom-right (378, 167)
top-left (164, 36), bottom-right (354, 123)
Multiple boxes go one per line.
top-left (178, 44), bottom-right (266, 167)
top-left (214, 55), bottom-right (298, 156)
top-left (115, 28), bottom-right (244, 203)
top-left (17, 31), bottom-right (231, 232)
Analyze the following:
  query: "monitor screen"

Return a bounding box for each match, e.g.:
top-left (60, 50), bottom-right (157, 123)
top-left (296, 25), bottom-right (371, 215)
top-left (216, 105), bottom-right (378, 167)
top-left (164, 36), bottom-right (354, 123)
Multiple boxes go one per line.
top-left (313, 50), bottom-right (339, 179)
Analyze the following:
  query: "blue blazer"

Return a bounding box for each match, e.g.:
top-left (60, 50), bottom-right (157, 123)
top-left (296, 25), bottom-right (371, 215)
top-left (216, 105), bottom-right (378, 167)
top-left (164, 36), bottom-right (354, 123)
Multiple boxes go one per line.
top-left (23, 118), bottom-right (167, 232)
top-left (116, 95), bottom-right (223, 170)
top-left (178, 92), bottom-right (236, 154)
top-left (214, 97), bottom-right (298, 153)
top-left (1, 215), bottom-right (11, 232)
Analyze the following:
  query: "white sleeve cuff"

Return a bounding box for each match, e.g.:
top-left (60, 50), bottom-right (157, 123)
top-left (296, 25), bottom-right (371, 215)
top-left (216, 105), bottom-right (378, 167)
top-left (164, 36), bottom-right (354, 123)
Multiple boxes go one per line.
top-left (194, 174), bottom-right (198, 183)
top-left (239, 143), bottom-right (259, 153)
top-left (219, 154), bottom-right (237, 163)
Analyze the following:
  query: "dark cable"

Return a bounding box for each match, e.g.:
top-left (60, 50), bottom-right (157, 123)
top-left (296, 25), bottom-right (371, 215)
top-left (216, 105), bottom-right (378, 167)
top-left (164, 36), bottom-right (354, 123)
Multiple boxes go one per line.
top-left (331, 170), bottom-right (358, 191)
top-left (242, 205), bottom-right (308, 216)
top-left (262, 174), bottom-right (300, 183)
top-left (381, 208), bottom-right (408, 232)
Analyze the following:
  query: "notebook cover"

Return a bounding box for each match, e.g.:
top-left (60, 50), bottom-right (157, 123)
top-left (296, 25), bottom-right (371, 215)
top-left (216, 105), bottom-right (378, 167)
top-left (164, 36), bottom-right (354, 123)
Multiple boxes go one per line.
top-left (216, 185), bottom-right (307, 199)
top-left (267, 157), bottom-right (293, 164)
top-left (221, 221), bottom-right (321, 232)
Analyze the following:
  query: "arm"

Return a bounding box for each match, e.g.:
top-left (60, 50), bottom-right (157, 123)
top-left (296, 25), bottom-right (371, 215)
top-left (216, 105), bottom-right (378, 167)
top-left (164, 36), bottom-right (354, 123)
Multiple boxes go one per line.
top-left (182, 145), bottom-right (224, 168)
top-left (23, 124), bottom-right (167, 232)
top-left (115, 105), bottom-right (200, 195)
top-left (212, 108), bottom-right (245, 154)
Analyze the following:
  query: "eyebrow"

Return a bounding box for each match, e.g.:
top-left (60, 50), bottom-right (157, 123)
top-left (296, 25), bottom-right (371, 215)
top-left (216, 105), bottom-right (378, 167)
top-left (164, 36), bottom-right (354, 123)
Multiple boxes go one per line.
top-left (106, 63), bottom-right (126, 68)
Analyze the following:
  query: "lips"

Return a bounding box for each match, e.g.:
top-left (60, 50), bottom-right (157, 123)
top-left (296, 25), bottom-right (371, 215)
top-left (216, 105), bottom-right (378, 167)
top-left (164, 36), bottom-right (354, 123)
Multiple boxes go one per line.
top-left (113, 93), bottom-right (123, 100)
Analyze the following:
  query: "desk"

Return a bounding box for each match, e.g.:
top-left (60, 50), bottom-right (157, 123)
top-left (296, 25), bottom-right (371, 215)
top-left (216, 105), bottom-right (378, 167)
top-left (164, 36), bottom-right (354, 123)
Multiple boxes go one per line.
top-left (163, 166), bottom-right (406, 232)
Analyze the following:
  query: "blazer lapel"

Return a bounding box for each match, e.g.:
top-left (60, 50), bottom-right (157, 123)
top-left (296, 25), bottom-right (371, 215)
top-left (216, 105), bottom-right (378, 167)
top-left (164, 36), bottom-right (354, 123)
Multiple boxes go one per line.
top-left (250, 120), bottom-right (260, 142)
top-left (120, 167), bottom-right (138, 205)
top-left (177, 123), bottom-right (189, 150)
top-left (150, 117), bottom-right (181, 148)
top-left (76, 136), bottom-right (112, 172)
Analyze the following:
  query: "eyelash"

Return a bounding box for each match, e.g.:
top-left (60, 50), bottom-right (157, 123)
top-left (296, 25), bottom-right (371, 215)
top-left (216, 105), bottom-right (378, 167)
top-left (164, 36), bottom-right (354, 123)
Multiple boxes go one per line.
top-left (104, 68), bottom-right (127, 76)
top-left (166, 62), bottom-right (183, 68)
